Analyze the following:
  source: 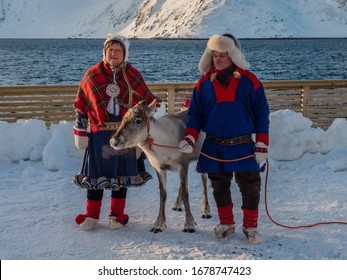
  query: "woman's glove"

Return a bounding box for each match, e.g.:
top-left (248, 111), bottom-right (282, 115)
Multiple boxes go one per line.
top-left (255, 142), bottom-right (268, 164)
top-left (74, 127), bottom-right (89, 150)
top-left (74, 110), bottom-right (89, 150)
top-left (178, 135), bottom-right (195, 153)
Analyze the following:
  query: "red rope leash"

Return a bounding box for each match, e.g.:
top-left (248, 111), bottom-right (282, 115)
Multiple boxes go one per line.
top-left (149, 140), bottom-right (255, 162)
top-left (193, 147), bottom-right (255, 162)
top-left (149, 140), bottom-right (347, 228)
top-left (263, 159), bottom-right (347, 228)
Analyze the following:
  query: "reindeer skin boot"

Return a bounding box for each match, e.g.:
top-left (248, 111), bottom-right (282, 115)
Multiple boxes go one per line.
top-left (75, 199), bottom-right (102, 230)
top-left (109, 198), bottom-right (129, 229)
top-left (212, 204), bottom-right (235, 239)
top-left (242, 207), bottom-right (262, 244)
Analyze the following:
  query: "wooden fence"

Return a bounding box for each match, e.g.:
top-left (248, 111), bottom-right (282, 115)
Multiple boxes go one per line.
top-left (0, 79), bottom-right (347, 130)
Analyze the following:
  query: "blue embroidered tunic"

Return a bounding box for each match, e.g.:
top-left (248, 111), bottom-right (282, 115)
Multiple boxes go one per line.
top-left (185, 66), bottom-right (270, 173)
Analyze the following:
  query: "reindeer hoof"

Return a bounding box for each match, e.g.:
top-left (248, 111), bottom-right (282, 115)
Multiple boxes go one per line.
top-left (172, 207), bottom-right (183, 212)
top-left (150, 228), bottom-right (162, 233)
top-left (183, 228), bottom-right (196, 233)
top-left (201, 214), bottom-right (212, 219)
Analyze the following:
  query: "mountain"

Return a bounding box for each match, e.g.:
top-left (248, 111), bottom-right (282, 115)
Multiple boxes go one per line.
top-left (0, 0), bottom-right (346, 38)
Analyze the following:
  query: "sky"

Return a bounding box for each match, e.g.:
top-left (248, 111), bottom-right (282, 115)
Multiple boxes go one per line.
top-left (1, 108), bottom-right (347, 278)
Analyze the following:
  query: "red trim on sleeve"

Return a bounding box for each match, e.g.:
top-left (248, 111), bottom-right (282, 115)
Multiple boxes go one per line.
top-left (74, 127), bottom-right (88, 137)
top-left (184, 128), bottom-right (199, 141)
top-left (256, 133), bottom-right (269, 146)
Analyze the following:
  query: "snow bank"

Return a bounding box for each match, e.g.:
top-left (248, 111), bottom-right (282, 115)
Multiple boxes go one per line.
top-left (269, 109), bottom-right (347, 162)
top-left (1, 109), bottom-right (347, 172)
top-left (0, 119), bottom-right (49, 162)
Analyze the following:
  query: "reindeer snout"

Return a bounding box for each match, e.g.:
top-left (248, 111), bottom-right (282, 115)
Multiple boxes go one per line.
top-left (109, 137), bottom-right (120, 149)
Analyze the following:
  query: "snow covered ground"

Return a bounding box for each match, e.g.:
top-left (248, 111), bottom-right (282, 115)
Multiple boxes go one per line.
top-left (1, 108), bottom-right (347, 277)
top-left (1, 107), bottom-right (347, 259)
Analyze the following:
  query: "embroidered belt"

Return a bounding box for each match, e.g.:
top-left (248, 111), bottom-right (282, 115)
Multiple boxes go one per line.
top-left (206, 134), bottom-right (253, 146)
top-left (98, 121), bottom-right (121, 131)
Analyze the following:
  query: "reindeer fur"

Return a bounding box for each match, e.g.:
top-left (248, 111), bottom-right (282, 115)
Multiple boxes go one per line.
top-left (109, 100), bottom-right (210, 233)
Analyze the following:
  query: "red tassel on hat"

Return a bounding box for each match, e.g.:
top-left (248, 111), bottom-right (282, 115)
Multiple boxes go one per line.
top-left (183, 98), bottom-right (191, 108)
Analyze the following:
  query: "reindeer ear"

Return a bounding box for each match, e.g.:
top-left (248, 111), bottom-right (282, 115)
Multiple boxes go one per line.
top-left (146, 99), bottom-right (157, 117)
top-left (137, 100), bottom-right (148, 109)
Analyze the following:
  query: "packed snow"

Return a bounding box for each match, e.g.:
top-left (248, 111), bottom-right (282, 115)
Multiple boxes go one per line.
top-left (1, 108), bottom-right (347, 263)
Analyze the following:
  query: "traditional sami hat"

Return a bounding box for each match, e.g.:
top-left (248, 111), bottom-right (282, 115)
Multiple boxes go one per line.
top-left (198, 33), bottom-right (250, 73)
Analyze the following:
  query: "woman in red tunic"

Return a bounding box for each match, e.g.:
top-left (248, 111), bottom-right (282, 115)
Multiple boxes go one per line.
top-left (73, 33), bottom-right (159, 230)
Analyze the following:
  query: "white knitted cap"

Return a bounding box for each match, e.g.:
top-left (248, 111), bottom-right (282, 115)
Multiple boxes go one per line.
top-left (103, 33), bottom-right (130, 63)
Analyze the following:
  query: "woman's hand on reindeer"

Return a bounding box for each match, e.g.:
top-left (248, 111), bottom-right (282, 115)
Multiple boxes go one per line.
top-left (255, 142), bottom-right (268, 164)
top-left (178, 135), bottom-right (195, 153)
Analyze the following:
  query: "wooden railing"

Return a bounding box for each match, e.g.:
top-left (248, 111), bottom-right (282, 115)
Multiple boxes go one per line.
top-left (1, 79), bottom-right (347, 129)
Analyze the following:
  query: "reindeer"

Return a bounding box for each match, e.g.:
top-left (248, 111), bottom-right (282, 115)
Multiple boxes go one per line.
top-left (109, 99), bottom-right (210, 233)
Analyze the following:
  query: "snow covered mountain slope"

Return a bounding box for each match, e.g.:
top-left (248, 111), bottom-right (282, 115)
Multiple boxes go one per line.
top-left (0, 0), bottom-right (346, 38)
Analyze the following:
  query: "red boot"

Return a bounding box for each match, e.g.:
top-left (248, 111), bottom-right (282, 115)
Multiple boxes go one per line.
top-left (75, 199), bottom-right (102, 230)
top-left (109, 198), bottom-right (129, 229)
top-left (242, 207), bottom-right (262, 243)
top-left (212, 204), bottom-right (235, 239)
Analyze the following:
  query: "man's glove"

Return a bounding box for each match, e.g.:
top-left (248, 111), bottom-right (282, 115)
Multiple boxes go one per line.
top-left (74, 127), bottom-right (89, 150)
top-left (178, 135), bottom-right (195, 153)
top-left (255, 142), bottom-right (268, 164)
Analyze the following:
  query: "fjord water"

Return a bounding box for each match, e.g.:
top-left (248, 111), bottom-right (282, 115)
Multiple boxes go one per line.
top-left (0, 38), bottom-right (346, 86)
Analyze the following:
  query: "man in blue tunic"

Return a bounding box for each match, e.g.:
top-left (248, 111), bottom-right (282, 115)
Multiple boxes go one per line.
top-left (179, 34), bottom-right (270, 243)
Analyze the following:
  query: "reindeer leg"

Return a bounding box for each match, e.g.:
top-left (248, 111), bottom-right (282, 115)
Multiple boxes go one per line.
top-left (179, 166), bottom-right (196, 233)
top-left (172, 185), bottom-right (183, 212)
top-left (150, 170), bottom-right (167, 233)
top-left (200, 173), bottom-right (212, 219)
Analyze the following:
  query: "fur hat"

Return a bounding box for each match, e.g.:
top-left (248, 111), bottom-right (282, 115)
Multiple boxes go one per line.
top-left (198, 34), bottom-right (250, 73)
top-left (103, 33), bottom-right (130, 64)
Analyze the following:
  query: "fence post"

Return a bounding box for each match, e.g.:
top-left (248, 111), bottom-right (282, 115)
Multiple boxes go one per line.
top-left (166, 86), bottom-right (176, 113)
top-left (301, 85), bottom-right (310, 117)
